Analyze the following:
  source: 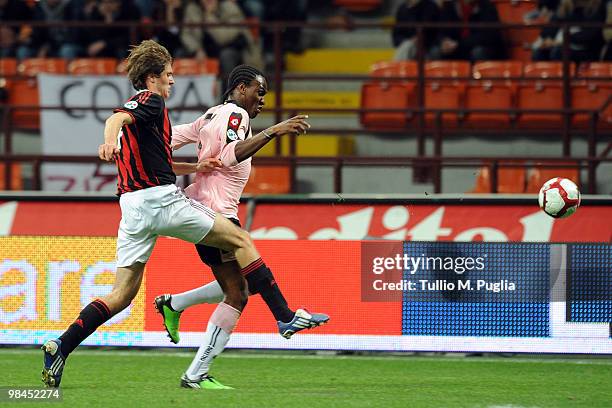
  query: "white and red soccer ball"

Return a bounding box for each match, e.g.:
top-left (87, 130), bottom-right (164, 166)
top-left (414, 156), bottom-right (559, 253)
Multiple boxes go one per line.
top-left (538, 177), bottom-right (581, 218)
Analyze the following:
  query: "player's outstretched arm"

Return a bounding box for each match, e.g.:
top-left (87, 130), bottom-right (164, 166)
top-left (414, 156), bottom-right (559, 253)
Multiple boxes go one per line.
top-left (98, 112), bottom-right (133, 162)
top-left (233, 115), bottom-right (310, 163)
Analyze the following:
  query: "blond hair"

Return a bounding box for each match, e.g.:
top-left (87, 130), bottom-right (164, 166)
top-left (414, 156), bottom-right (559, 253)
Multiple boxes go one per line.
top-left (126, 40), bottom-right (172, 90)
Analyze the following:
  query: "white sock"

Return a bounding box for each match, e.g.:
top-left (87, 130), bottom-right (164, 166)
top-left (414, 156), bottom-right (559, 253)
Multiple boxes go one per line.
top-left (170, 281), bottom-right (224, 311)
top-left (185, 302), bottom-right (240, 380)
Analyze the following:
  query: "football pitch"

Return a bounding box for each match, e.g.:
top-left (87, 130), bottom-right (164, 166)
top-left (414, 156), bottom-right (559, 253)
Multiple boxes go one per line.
top-left (4, 348), bottom-right (611, 408)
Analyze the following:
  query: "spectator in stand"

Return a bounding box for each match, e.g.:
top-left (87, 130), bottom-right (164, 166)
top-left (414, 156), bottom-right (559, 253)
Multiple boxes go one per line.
top-left (392, 0), bottom-right (440, 61)
top-left (0, 0), bottom-right (32, 58)
top-left (180, 0), bottom-right (262, 89)
top-left (16, 0), bottom-right (84, 59)
top-left (431, 0), bottom-right (505, 61)
top-left (81, 0), bottom-right (141, 60)
top-left (524, 0), bottom-right (561, 22)
top-left (532, 0), bottom-right (607, 62)
top-left (262, 0), bottom-right (307, 54)
top-left (149, 0), bottom-right (185, 56)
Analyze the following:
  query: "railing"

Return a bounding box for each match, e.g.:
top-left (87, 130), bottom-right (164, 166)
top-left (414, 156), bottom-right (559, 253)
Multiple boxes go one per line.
top-left (1, 20), bottom-right (611, 193)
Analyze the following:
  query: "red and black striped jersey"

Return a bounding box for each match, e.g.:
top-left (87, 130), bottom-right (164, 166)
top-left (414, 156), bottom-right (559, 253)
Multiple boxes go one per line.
top-left (113, 90), bottom-right (176, 195)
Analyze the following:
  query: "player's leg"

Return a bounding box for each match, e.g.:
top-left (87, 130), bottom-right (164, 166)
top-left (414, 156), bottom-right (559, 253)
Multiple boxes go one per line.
top-left (42, 263), bottom-right (146, 387)
top-left (181, 260), bottom-right (247, 389)
top-left (42, 189), bottom-right (157, 387)
top-left (200, 216), bottom-right (330, 338)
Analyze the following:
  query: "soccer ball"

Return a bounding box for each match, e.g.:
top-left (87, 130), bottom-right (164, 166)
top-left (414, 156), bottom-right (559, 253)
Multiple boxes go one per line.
top-left (538, 178), bottom-right (581, 218)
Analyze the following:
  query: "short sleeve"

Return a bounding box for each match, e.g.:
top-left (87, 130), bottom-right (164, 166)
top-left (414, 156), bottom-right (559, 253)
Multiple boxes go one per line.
top-left (114, 92), bottom-right (163, 124)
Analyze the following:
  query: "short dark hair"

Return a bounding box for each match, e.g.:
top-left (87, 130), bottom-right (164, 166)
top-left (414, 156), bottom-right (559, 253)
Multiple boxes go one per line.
top-left (223, 65), bottom-right (265, 100)
top-left (126, 40), bottom-right (172, 91)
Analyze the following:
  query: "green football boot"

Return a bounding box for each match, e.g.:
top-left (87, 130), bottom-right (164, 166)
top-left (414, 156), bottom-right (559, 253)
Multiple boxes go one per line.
top-left (154, 294), bottom-right (182, 344)
top-left (180, 374), bottom-right (233, 390)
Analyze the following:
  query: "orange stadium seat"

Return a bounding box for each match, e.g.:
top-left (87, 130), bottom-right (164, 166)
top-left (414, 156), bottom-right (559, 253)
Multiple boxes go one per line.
top-left (360, 81), bottom-right (416, 128)
top-left (471, 162), bottom-right (526, 193)
top-left (370, 61), bottom-right (417, 79)
top-left (360, 61), bottom-right (417, 128)
top-left (473, 61), bottom-right (523, 80)
top-left (10, 58), bottom-right (67, 130)
top-left (578, 62), bottom-right (612, 89)
top-left (424, 61), bottom-right (470, 125)
top-left (524, 61), bottom-right (575, 79)
top-left (509, 44), bottom-right (533, 62)
top-left (464, 83), bottom-right (513, 126)
top-left (571, 84), bottom-right (612, 127)
top-left (173, 58), bottom-right (220, 75)
top-left (516, 83), bottom-right (563, 127)
top-left (526, 162), bottom-right (580, 193)
top-left (0, 163), bottom-right (23, 190)
top-left (243, 165), bottom-right (291, 194)
top-left (68, 58), bottom-right (117, 75)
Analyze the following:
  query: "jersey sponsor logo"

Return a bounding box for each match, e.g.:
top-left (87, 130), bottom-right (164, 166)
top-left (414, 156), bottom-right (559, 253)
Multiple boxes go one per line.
top-left (124, 101), bottom-right (138, 110)
top-left (226, 112), bottom-right (242, 143)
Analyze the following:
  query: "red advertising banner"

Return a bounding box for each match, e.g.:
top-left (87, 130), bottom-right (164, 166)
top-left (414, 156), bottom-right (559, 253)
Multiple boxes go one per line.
top-left (1, 201), bottom-right (609, 242)
top-left (250, 204), bottom-right (612, 242)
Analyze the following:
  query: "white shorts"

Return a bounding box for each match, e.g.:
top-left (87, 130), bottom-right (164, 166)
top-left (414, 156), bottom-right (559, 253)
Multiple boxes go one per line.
top-left (116, 184), bottom-right (216, 267)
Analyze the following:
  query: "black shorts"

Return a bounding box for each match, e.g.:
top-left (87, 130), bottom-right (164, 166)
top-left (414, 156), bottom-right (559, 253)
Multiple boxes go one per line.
top-left (195, 218), bottom-right (241, 267)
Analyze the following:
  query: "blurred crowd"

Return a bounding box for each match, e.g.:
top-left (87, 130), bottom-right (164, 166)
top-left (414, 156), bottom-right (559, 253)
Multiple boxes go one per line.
top-left (393, 0), bottom-right (612, 62)
top-left (0, 0), bottom-right (308, 82)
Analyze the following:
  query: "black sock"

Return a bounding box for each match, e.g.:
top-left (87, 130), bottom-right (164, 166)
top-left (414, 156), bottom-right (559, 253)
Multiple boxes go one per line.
top-left (241, 259), bottom-right (294, 323)
top-left (58, 299), bottom-right (112, 356)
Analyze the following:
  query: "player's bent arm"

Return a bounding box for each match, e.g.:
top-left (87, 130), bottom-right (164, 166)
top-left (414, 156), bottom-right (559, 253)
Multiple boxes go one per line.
top-left (99, 112), bottom-right (133, 162)
top-left (233, 127), bottom-right (280, 163)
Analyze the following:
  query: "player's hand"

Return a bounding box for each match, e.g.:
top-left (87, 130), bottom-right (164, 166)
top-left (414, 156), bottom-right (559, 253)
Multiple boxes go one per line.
top-left (98, 143), bottom-right (120, 162)
top-left (270, 115), bottom-right (311, 137)
top-left (196, 158), bottom-right (223, 173)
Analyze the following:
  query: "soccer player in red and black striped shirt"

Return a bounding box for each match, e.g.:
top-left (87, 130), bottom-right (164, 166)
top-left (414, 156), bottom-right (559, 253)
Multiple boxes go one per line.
top-left (40, 41), bottom-right (295, 390)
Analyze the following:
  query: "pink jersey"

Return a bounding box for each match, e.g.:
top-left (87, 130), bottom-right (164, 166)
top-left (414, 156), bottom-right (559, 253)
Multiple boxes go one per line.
top-left (172, 102), bottom-right (252, 219)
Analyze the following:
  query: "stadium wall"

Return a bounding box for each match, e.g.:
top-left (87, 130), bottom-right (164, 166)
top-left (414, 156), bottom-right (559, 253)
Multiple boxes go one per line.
top-left (0, 195), bottom-right (610, 353)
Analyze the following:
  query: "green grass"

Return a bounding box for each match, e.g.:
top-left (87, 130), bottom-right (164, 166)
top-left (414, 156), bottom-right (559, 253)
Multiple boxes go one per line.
top-left (4, 348), bottom-right (612, 408)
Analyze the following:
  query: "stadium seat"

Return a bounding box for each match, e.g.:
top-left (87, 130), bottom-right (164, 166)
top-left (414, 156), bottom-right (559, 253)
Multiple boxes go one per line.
top-left (424, 61), bottom-right (470, 125)
top-left (464, 82), bottom-right (513, 126)
top-left (571, 84), bottom-right (612, 127)
top-left (10, 58), bottom-right (67, 130)
top-left (173, 58), bottom-right (220, 75)
top-left (526, 162), bottom-right (580, 193)
top-left (243, 165), bottom-right (291, 194)
top-left (370, 61), bottom-right (417, 79)
top-left (473, 61), bottom-right (523, 81)
top-left (470, 162), bottom-right (526, 193)
top-left (578, 62), bottom-right (612, 87)
top-left (516, 83), bottom-right (563, 127)
top-left (360, 81), bottom-right (416, 128)
top-left (68, 58), bottom-right (117, 75)
top-left (0, 163), bottom-right (23, 190)
top-left (524, 61), bottom-right (575, 79)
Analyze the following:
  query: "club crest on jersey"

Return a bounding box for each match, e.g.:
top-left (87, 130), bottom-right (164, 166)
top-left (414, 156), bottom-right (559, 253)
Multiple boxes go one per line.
top-left (124, 101), bottom-right (138, 110)
top-left (226, 112), bottom-right (242, 143)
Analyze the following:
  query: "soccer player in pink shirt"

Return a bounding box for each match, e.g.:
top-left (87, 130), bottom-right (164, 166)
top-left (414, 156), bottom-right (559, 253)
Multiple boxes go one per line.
top-left (155, 65), bottom-right (329, 389)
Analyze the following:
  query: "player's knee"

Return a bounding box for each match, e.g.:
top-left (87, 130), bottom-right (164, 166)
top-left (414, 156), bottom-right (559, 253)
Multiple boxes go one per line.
top-left (232, 229), bottom-right (253, 251)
